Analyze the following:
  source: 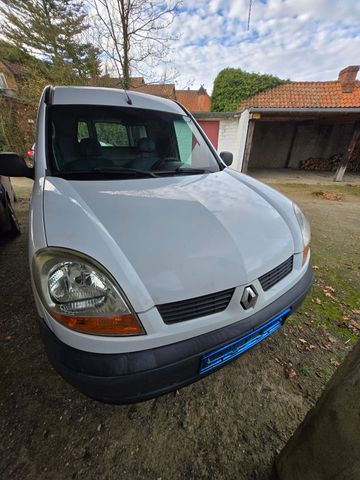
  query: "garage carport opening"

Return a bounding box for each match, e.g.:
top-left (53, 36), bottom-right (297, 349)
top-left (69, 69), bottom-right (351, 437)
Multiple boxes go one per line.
top-left (240, 109), bottom-right (360, 182)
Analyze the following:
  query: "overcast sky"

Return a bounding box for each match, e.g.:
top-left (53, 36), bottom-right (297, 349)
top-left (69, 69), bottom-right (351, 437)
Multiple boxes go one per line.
top-left (168, 0), bottom-right (360, 92)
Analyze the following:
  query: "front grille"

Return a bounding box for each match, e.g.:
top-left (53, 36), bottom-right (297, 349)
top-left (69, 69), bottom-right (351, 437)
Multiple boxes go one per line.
top-left (157, 288), bottom-right (235, 324)
top-left (259, 256), bottom-right (294, 291)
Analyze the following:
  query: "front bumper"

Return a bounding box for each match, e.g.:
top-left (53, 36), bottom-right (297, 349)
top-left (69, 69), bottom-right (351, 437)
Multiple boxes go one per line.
top-left (39, 264), bottom-right (313, 404)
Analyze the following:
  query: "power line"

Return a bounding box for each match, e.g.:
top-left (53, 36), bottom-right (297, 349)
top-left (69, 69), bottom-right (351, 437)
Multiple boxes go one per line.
top-left (247, 0), bottom-right (253, 30)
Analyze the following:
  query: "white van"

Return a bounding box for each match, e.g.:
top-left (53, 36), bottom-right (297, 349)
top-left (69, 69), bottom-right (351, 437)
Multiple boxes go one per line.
top-left (0, 86), bottom-right (312, 403)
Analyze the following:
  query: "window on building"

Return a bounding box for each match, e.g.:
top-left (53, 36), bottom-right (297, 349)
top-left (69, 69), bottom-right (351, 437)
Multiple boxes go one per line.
top-left (0, 73), bottom-right (8, 89)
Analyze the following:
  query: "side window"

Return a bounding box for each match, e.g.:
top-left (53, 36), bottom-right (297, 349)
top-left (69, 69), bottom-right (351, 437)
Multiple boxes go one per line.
top-left (77, 121), bottom-right (89, 142)
top-left (174, 118), bottom-right (193, 165)
top-left (174, 117), bottom-right (212, 167)
top-left (94, 122), bottom-right (129, 147)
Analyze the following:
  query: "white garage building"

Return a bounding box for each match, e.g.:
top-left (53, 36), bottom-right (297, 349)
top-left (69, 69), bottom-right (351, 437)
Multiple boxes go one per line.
top-left (194, 66), bottom-right (360, 182)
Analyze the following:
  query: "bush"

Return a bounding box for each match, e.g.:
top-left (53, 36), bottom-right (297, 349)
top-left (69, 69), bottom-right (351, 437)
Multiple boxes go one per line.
top-left (211, 68), bottom-right (287, 112)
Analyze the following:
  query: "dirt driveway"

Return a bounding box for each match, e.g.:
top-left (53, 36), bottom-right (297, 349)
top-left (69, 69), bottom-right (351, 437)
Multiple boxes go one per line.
top-left (0, 179), bottom-right (359, 480)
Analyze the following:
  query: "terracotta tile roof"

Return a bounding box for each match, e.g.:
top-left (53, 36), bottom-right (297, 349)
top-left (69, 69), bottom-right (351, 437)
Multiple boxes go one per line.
top-left (238, 80), bottom-right (360, 109)
top-left (131, 83), bottom-right (176, 99)
top-left (176, 87), bottom-right (211, 112)
top-left (128, 77), bottom-right (145, 88)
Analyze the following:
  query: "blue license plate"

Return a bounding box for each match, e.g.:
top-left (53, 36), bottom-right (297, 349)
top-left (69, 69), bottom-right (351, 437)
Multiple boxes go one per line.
top-left (199, 307), bottom-right (291, 374)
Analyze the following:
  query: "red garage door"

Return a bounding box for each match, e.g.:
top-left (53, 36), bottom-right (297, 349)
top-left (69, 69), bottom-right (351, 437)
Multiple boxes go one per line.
top-left (198, 120), bottom-right (220, 149)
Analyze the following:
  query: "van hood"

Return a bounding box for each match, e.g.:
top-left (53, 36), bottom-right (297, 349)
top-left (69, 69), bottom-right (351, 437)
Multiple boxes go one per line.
top-left (43, 170), bottom-right (294, 309)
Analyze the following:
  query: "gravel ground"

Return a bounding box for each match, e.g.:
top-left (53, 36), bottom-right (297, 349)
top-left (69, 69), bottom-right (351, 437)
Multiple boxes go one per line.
top-left (251, 169), bottom-right (360, 185)
top-left (0, 178), bottom-right (359, 480)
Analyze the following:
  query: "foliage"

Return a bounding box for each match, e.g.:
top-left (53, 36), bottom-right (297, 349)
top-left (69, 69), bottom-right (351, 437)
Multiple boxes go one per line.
top-left (0, 97), bottom-right (23, 151)
top-left (17, 66), bottom-right (48, 106)
top-left (211, 68), bottom-right (287, 112)
top-left (0, 51), bottom-right (49, 152)
top-left (0, 1), bottom-right (103, 152)
top-left (0, 98), bottom-right (10, 150)
top-left (0, 39), bottom-right (35, 65)
top-left (0, 0), bottom-right (181, 151)
top-left (0, 0), bottom-right (101, 79)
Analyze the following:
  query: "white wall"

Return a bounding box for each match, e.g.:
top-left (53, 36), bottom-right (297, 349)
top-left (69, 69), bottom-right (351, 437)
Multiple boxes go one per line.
top-left (234, 110), bottom-right (249, 171)
top-left (217, 118), bottom-right (239, 154)
top-left (217, 111), bottom-right (249, 171)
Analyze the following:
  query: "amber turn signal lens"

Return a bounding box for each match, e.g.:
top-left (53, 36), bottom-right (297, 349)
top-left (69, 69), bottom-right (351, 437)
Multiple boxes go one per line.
top-left (52, 312), bottom-right (144, 335)
top-left (303, 243), bottom-right (310, 265)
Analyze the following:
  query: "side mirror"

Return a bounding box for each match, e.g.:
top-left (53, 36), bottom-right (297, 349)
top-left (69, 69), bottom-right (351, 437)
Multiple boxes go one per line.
top-left (0, 152), bottom-right (34, 179)
top-left (219, 151), bottom-right (233, 166)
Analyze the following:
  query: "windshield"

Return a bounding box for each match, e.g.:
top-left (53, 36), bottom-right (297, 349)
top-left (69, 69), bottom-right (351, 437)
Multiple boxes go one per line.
top-left (48, 105), bottom-right (220, 178)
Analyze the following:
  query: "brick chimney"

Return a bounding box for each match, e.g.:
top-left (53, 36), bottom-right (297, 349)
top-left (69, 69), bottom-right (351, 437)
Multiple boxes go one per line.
top-left (338, 66), bottom-right (359, 93)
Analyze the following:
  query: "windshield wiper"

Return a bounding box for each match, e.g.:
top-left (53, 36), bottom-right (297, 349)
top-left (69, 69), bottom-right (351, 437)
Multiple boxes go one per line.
top-left (53, 167), bottom-right (158, 178)
top-left (92, 167), bottom-right (158, 177)
top-left (175, 167), bottom-right (212, 174)
top-left (156, 167), bottom-right (213, 176)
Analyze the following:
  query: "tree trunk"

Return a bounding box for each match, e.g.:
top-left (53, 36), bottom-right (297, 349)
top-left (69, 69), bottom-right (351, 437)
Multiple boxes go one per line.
top-left (120, 0), bottom-right (130, 89)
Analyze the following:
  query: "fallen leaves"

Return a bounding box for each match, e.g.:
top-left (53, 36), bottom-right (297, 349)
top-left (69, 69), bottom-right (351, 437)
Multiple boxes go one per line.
top-left (323, 285), bottom-right (335, 299)
top-left (311, 286), bottom-right (336, 304)
top-left (286, 368), bottom-right (297, 379)
top-left (312, 191), bottom-right (343, 201)
top-left (339, 313), bottom-right (360, 336)
top-left (295, 336), bottom-right (318, 352)
top-left (348, 319), bottom-right (360, 336)
top-left (318, 336), bottom-right (337, 351)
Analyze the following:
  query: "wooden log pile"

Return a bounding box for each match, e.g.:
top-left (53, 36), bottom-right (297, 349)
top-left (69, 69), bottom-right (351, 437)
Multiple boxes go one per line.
top-left (300, 149), bottom-right (360, 172)
top-left (300, 155), bottom-right (341, 171)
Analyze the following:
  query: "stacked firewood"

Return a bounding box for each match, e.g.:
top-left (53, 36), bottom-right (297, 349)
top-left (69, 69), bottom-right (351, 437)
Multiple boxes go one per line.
top-left (300, 155), bottom-right (341, 171)
top-left (300, 152), bottom-right (360, 172)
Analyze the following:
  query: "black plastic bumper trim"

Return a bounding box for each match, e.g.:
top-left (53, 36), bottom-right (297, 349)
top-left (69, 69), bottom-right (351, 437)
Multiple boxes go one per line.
top-left (39, 264), bottom-right (313, 404)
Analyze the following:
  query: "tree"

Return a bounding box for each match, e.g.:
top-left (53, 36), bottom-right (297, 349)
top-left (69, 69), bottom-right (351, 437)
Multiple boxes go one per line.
top-left (0, 60), bottom-right (49, 152)
top-left (0, 39), bottom-right (35, 65)
top-left (88, 0), bottom-right (181, 89)
top-left (0, 0), bottom-right (101, 79)
top-left (211, 68), bottom-right (287, 112)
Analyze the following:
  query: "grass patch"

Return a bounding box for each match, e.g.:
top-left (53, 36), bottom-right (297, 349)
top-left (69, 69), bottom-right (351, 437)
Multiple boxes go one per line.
top-left (273, 182), bottom-right (360, 345)
top-left (300, 366), bottom-right (311, 377)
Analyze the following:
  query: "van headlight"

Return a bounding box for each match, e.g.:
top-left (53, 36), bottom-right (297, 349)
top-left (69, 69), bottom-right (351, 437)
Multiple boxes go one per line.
top-left (293, 203), bottom-right (311, 264)
top-left (33, 248), bottom-right (144, 336)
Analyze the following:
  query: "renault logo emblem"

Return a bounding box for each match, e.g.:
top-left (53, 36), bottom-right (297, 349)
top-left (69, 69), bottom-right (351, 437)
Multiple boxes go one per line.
top-left (241, 285), bottom-right (258, 309)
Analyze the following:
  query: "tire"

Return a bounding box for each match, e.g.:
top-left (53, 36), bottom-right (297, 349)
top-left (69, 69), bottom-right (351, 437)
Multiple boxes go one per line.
top-left (7, 201), bottom-right (21, 237)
